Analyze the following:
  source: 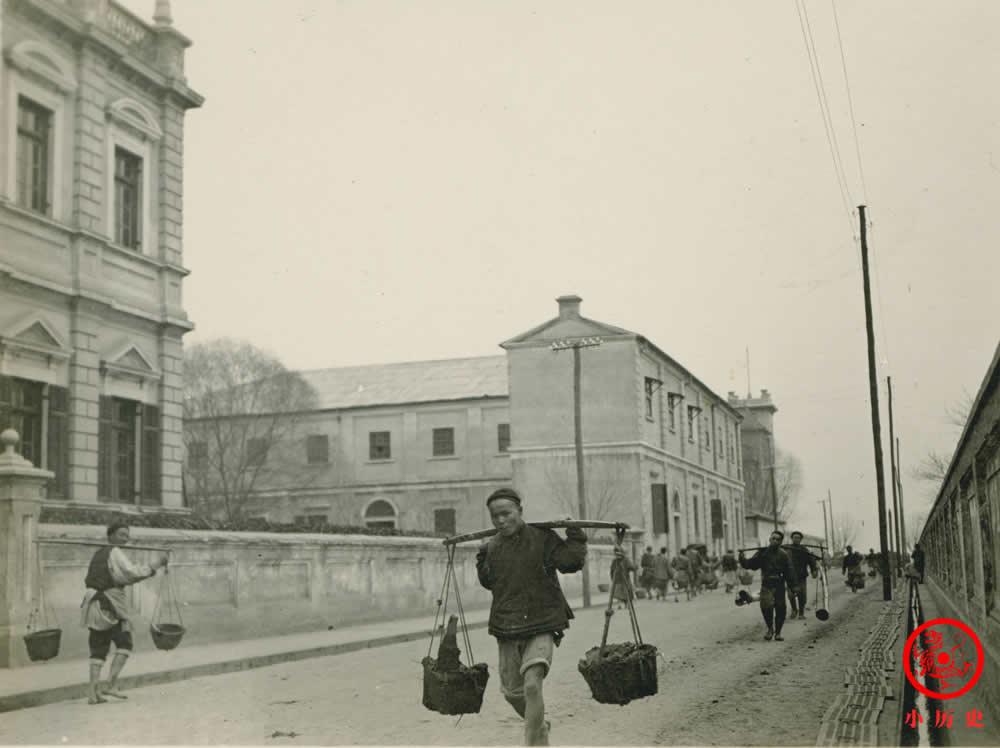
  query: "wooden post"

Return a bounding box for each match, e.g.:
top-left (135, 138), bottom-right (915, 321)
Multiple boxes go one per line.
top-left (858, 205), bottom-right (893, 601)
top-left (887, 376), bottom-right (903, 576)
top-left (897, 437), bottom-right (908, 553)
top-left (572, 345), bottom-right (591, 608)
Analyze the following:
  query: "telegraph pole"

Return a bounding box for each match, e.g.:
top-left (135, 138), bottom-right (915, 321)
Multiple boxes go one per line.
top-left (858, 205), bottom-right (893, 600)
top-left (897, 437), bottom-right (908, 554)
top-left (887, 376), bottom-right (902, 576)
top-left (552, 336), bottom-right (602, 608)
top-left (770, 433), bottom-right (780, 533)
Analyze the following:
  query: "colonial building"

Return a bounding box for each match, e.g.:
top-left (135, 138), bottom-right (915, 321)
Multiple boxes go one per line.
top-left (728, 389), bottom-right (787, 545)
top-left (503, 296), bottom-right (746, 556)
top-left (0, 0), bottom-right (202, 508)
top-left (204, 356), bottom-right (513, 535)
top-left (218, 296), bottom-right (748, 554)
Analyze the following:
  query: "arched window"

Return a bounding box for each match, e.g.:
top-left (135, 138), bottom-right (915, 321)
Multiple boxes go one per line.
top-left (672, 491), bottom-right (681, 513)
top-left (364, 499), bottom-right (398, 530)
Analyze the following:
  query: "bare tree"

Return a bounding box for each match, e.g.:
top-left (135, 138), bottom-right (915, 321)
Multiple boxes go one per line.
top-left (912, 390), bottom-right (974, 493)
top-left (183, 338), bottom-right (319, 521)
top-left (773, 446), bottom-right (803, 521)
top-left (906, 511), bottom-right (927, 549)
top-left (543, 453), bottom-right (634, 524)
top-left (830, 512), bottom-right (861, 552)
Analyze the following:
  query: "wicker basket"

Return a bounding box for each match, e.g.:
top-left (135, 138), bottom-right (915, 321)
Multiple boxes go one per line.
top-left (24, 629), bottom-right (62, 662)
top-left (421, 658), bottom-right (489, 715)
top-left (578, 642), bottom-right (658, 706)
top-left (150, 623), bottom-right (186, 651)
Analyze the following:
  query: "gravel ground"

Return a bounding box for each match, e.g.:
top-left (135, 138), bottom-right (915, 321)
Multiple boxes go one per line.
top-left (0, 576), bottom-right (889, 745)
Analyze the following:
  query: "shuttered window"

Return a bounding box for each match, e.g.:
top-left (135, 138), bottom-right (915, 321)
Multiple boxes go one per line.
top-left (651, 483), bottom-right (668, 534)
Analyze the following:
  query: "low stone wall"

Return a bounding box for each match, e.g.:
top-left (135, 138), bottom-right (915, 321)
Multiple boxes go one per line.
top-left (34, 524), bottom-right (616, 662)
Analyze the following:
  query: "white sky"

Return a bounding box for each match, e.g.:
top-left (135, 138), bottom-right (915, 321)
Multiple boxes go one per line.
top-left (124, 0), bottom-right (999, 549)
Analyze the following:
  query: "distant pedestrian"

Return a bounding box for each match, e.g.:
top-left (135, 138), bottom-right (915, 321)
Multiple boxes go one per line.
top-left (720, 549), bottom-right (739, 593)
top-left (652, 547), bottom-right (672, 601)
top-left (739, 531), bottom-right (795, 641)
top-left (784, 531), bottom-right (818, 619)
top-left (671, 551), bottom-right (694, 601)
top-left (639, 546), bottom-right (656, 599)
top-left (686, 546), bottom-right (703, 596)
top-left (80, 521), bottom-right (168, 705)
top-left (911, 543), bottom-right (926, 584)
top-left (476, 488), bottom-right (587, 746)
top-left (610, 552), bottom-right (636, 610)
top-left (865, 548), bottom-right (878, 577)
top-left (842, 545), bottom-right (865, 591)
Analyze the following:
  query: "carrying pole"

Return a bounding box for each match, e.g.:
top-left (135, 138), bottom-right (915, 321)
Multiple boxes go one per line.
top-left (858, 204), bottom-right (893, 601)
top-left (34, 539), bottom-right (171, 553)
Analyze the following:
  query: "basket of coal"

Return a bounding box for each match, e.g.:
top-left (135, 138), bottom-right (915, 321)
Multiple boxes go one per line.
top-left (24, 628), bottom-right (62, 662)
top-left (578, 641), bottom-right (658, 705)
top-left (422, 615), bottom-right (490, 715)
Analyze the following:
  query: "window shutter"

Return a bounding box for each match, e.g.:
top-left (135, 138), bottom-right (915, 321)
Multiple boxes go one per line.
top-left (651, 483), bottom-right (667, 534)
top-left (46, 386), bottom-right (69, 498)
top-left (141, 404), bottom-right (161, 506)
top-left (98, 397), bottom-right (112, 502)
top-left (711, 499), bottom-right (724, 539)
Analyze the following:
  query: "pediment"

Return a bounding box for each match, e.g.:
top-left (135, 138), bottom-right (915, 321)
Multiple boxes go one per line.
top-left (6, 40), bottom-right (77, 93)
top-left (0, 316), bottom-right (70, 361)
top-left (501, 315), bottom-right (634, 348)
top-left (101, 343), bottom-right (160, 383)
top-left (107, 98), bottom-right (163, 141)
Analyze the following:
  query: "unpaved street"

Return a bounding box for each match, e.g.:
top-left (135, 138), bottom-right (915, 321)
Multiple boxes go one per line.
top-left (0, 578), bottom-right (889, 745)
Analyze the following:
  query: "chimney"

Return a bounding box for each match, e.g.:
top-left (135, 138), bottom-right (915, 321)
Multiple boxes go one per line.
top-left (556, 295), bottom-right (582, 319)
top-left (153, 0), bottom-right (173, 26)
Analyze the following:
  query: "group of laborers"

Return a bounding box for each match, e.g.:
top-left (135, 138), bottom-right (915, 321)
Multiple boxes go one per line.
top-left (737, 530), bottom-right (820, 641)
top-left (634, 544), bottom-right (741, 603)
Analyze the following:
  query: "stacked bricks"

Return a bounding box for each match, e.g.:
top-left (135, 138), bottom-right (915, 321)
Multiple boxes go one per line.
top-left (815, 598), bottom-right (905, 747)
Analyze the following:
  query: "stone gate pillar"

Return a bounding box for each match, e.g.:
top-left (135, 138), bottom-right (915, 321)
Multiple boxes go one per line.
top-left (0, 429), bottom-right (54, 668)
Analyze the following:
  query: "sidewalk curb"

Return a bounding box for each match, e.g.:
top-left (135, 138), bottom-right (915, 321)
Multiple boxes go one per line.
top-left (0, 620), bottom-right (491, 714)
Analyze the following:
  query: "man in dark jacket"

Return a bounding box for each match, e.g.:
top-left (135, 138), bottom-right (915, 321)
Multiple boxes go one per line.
top-left (911, 543), bottom-right (926, 583)
top-left (784, 531), bottom-right (819, 619)
top-left (639, 546), bottom-right (656, 599)
top-left (476, 488), bottom-right (587, 746)
top-left (739, 530), bottom-right (795, 641)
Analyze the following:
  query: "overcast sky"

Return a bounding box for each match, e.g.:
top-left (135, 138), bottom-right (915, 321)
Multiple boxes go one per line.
top-left (125, 0), bottom-right (999, 549)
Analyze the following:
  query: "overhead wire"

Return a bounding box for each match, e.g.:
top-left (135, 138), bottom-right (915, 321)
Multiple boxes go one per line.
top-left (793, 0), bottom-right (854, 233)
top-left (831, 0), bottom-right (869, 205)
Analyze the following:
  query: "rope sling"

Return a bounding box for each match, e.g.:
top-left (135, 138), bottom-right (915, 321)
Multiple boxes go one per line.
top-left (149, 566), bottom-right (186, 651)
top-left (577, 527), bottom-right (658, 705)
top-left (24, 550), bottom-right (62, 662)
top-left (421, 543), bottom-right (489, 715)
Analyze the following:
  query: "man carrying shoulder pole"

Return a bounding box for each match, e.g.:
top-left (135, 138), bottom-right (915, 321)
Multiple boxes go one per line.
top-left (476, 488), bottom-right (587, 746)
top-left (739, 531), bottom-right (795, 641)
top-left (80, 521), bottom-right (168, 704)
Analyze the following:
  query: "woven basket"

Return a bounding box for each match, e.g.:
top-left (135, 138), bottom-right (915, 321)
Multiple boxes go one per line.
top-left (578, 642), bottom-right (658, 705)
top-left (150, 623), bottom-right (186, 651)
top-left (421, 657), bottom-right (489, 715)
top-left (24, 629), bottom-right (62, 662)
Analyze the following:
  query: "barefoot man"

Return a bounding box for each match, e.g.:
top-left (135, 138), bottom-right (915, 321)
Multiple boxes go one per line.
top-left (476, 488), bottom-right (587, 746)
top-left (80, 521), bottom-right (168, 704)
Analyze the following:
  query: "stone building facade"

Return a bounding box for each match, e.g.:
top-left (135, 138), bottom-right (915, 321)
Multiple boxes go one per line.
top-left (197, 357), bottom-right (513, 535)
top-left (0, 0), bottom-right (202, 508)
top-left (219, 297), bottom-right (748, 553)
top-left (503, 296), bottom-right (746, 555)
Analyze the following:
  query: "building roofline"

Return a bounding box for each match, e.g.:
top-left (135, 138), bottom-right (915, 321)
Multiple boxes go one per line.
top-left (927, 341), bottom-right (1000, 524)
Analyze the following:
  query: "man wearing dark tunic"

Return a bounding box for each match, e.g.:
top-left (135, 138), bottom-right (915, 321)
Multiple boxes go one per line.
top-left (739, 531), bottom-right (795, 641)
top-left (784, 531), bottom-right (818, 620)
top-left (80, 521), bottom-right (168, 704)
top-left (476, 488), bottom-right (587, 746)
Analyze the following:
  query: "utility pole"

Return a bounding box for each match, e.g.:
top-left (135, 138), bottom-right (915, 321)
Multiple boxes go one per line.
top-left (552, 336), bottom-right (602, 608)
top-left (887, 377), bottom-right (902, 577)
top-left (769, 434), bottom-right (780, 533)
top-left (858, 204), bottom-right (893, 601)
top-left (897, 437), bottom-right (908, 554)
